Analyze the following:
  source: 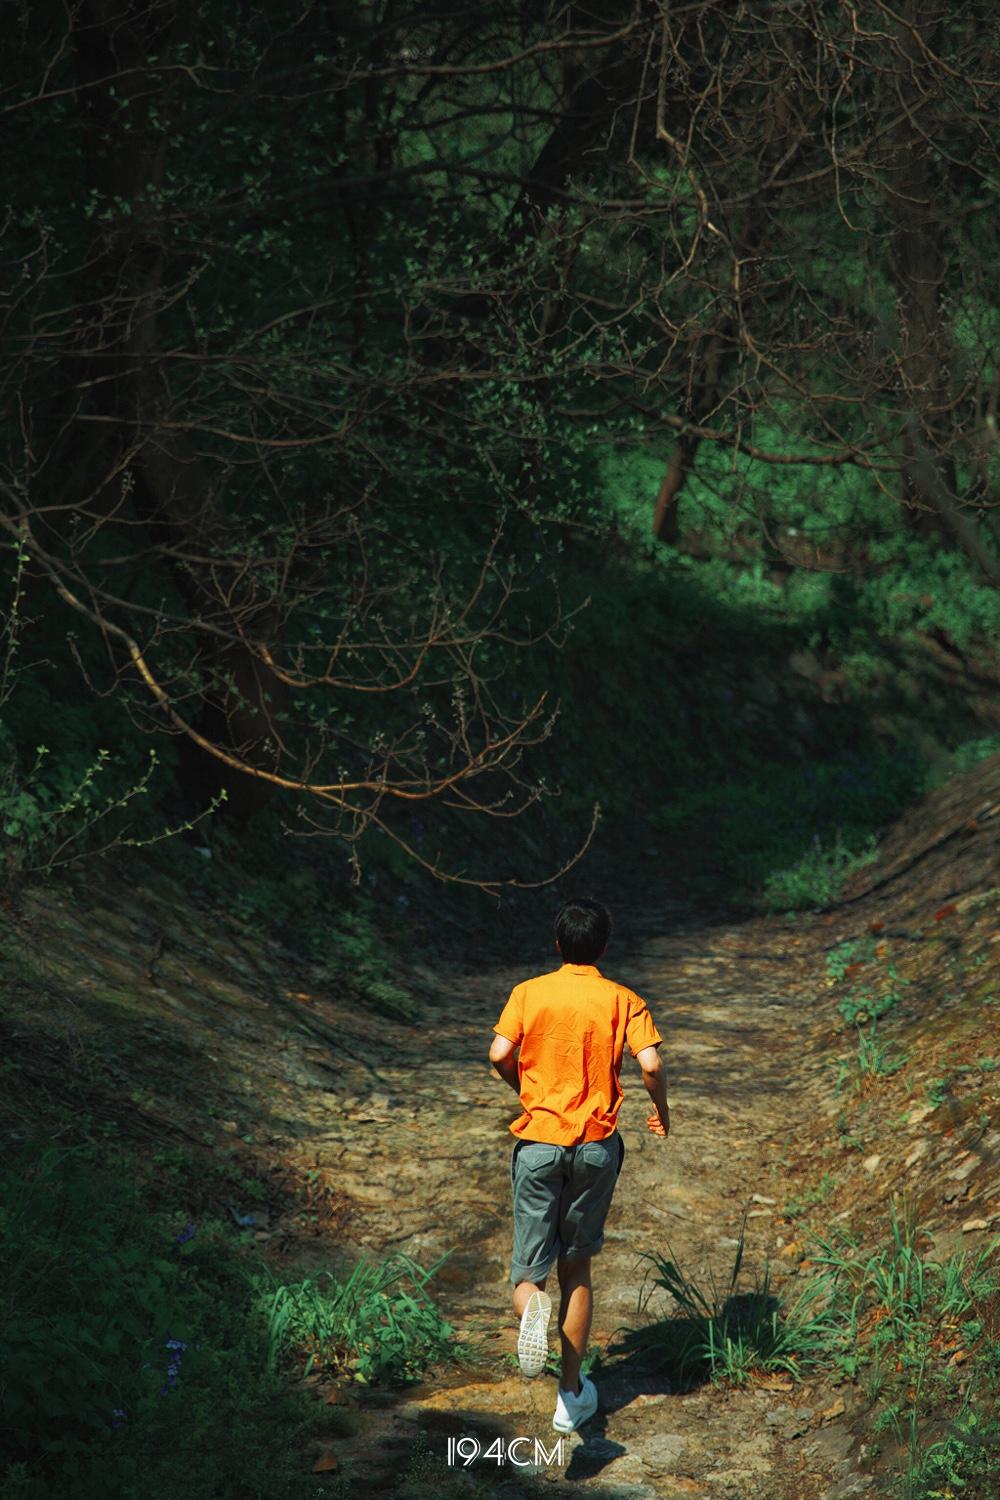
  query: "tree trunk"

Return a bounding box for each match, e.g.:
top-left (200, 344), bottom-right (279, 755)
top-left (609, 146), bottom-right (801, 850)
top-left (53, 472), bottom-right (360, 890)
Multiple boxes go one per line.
top-left (885, 0), bottom-right (999, 581)
top-left (62, 2), bottom-right (289, 815)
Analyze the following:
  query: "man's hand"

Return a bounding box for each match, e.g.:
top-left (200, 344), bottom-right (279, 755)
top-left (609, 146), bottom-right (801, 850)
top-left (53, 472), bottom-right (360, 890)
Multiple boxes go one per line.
top-left (646, 1110), bottom-right (670, 1138)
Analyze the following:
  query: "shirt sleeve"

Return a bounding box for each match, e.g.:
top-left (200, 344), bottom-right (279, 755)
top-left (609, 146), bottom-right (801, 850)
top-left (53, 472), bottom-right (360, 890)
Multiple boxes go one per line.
top-left (625, 990), bottom-right (662, 1057)
top-left (493, 982), bottom-right (525, 1045)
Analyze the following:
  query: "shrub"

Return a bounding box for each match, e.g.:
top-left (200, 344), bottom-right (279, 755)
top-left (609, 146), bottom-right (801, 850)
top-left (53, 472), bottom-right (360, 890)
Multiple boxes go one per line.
top-left (763, 831), bottom-right (877, 911)
top-left (0, 1139), bottom-right (343, 1500)
top-left (257, 1254), bottom-right (459, 1385)
top-left (0, 727), bottom-right (220, 887)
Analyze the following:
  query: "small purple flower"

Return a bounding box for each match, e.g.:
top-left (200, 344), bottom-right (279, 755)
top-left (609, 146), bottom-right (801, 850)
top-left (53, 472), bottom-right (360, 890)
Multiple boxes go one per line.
top-left (176, 1222), bottom-right (197, 1246)
top-left (158, 1337), bottom-right (188, 1393)
top-left (111, 1408), bottom-right (127, 1429)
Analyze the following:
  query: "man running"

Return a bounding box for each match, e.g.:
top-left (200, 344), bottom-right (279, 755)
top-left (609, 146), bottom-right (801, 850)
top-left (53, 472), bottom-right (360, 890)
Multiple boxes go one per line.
top-left (489, 896), bottom-right (670, 1433)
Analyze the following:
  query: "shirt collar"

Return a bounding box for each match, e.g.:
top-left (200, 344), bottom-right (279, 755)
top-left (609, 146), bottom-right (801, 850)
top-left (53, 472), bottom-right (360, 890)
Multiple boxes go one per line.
top-left (561, 963), bottom-right (600, 975)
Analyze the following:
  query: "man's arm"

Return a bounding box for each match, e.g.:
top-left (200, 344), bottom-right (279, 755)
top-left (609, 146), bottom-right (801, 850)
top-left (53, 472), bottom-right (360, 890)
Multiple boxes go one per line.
top-left (636, 1044), bottom-right (670, 1138)
top-left (489, 1032), bottom-right (521, 1095)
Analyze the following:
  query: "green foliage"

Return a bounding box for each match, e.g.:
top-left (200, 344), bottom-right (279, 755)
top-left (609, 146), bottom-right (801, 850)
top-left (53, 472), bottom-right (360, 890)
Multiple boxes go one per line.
top-left (0, 1139), bottom-right (342, 1500)
top-left (763, 831), bottom-right (878, 912)
top-left (825, 937), bottom-right (878, 983)
top-left (648, 730), bottom-right (922, 905)
top-left (326, 906), bottom-right (415, 1021)
top-left (925, 1077), bottom-right (952, 1108)
top-left (389, 1434), bottom-right (484, 1500)
top-left (218, 846), bottom-right (416, 1019)
top-left (257, 1254), bottom-right (459, 1385)
top-left (808, 1212), bottom-right (1000, 1500)
top-left (0, 567), bottom-right (198, 884)
top-left (627, 1229), bottom-right (845, 1388)
top-left (825, 934), bottom-right (912, 1027)
top-left (608, 433), bottom-right (1000, 655)
top-left (837, 979), bottom-right (909, 1028)
top-left (904, 1404), bottom-right (1000, 1500)
top-left (784, 1173), bottom-right (838, 1221)
top-left (835, 1026), bottom-right (909, 1091)
top-left (845, 540), bottom-right (1000, 653)
top-left (928, 734), bottom-right (1000, 784)
top-left (0, 717), bottom-right (222, 886)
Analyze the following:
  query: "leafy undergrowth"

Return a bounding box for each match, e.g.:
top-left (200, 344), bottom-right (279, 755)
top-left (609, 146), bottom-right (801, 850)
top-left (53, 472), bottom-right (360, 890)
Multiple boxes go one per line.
top-left (0, 1124), bottom-right (460, 1500)
top-left (0, 1138), bottom-right (338, 1500)
top-left (764, 752), bottom-right (1000, 1497)
top-left (259, 1254), bottom-right (462, 1386)
top-left (809, 1209), bottom-right (1000, 1500)
top-left (616, 1226), bottom-right (847, 1389)
top-left (622, 753), bottom-right (1000, 1497)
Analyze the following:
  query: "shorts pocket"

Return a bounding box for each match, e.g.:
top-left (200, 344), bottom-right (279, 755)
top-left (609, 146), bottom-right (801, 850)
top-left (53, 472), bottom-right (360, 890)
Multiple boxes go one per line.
top-left (519, 1143), bottom-right (561, 1170)
top-left (578, 1139), bottom-right (614, 1169)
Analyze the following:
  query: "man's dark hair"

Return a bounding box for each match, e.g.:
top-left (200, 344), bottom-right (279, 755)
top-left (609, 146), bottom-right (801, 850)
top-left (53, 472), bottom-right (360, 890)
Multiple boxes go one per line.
top-left (555, 897), bottom-right (611, 964)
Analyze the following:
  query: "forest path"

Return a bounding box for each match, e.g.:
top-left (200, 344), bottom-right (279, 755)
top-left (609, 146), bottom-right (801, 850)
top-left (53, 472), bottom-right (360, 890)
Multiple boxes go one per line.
top-left (13, 757), bottom-right (999, 1497)
top-left (292, 906), bottom-right (867, 1500)
top-left (17, 871), bottom-right (869, 1500)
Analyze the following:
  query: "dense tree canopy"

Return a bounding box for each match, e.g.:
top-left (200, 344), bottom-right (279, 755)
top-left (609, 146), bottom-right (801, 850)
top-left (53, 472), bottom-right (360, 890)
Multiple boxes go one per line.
top-left (1, 0), bottom-right (997, 880)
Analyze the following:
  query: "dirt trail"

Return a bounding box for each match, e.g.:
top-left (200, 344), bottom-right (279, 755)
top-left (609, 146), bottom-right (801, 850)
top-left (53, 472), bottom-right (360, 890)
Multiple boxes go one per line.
top-left (308, 908), bottom-right (866, 1500)
top-left (6, 757), bottom-right (998, 1497)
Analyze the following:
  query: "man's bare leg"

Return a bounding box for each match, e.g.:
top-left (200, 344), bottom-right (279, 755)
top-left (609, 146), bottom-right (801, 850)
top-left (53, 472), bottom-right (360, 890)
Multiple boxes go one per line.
top-left (557, 1254), bottom-right (593, 1394)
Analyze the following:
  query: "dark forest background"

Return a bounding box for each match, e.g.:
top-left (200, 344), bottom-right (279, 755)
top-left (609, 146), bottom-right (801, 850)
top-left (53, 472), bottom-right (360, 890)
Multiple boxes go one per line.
top-left (2, 0), bottom-right (998, 950)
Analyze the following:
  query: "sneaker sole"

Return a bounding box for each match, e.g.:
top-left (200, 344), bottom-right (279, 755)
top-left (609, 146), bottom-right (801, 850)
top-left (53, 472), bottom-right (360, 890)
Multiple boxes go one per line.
top-left (517, 1290), bottom-right (552, 1377)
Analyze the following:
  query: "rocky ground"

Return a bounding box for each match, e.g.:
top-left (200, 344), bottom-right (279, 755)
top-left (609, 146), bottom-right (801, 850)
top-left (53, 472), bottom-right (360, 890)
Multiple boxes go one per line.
top-left (3, 754), bottom-right (997, 1499)
top-left (289, 904), bottom-right (873, 1500)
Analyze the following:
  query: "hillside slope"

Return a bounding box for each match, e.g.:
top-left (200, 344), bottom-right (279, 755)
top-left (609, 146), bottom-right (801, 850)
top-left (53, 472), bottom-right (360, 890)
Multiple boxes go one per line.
top-left (0, 757), bottom-right (997, 1498)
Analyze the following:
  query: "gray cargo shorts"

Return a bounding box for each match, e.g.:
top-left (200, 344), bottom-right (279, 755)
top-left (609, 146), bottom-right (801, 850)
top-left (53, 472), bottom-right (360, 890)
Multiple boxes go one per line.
top-left (509, 1131), bottom-right (625, 1284)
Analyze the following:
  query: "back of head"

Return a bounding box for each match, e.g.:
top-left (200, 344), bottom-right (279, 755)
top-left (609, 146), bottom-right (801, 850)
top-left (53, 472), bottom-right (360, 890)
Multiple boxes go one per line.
top-left (555, 897), bottom-right (612, 964)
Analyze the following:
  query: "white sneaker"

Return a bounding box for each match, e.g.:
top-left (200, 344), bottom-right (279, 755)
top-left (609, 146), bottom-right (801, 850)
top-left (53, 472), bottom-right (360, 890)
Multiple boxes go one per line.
top-left (553, 1374), bottom-right (599, 1433)
top-left (517, 1290), bottom-right (552, 1377)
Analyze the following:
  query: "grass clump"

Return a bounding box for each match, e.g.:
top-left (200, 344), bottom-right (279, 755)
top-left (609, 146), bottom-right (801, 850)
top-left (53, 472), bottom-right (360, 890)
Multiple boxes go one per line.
top-left (825, 936), bottom-right (912, 1028)
top-left (763, 830), bottom-right (878, 911)
top-left (809, 1207), bottom-right (1000, 1499)
top-left (258, 1253), bottom-right (459, 1385)
top-left (785, 1172), bottom-right (838, 1220)
top-left (835, 1026), bottom-right (909, 1092)
top-left (810, 1208), bottom-right (999, 1345)
top-left (623, 1228), bottom-right (844, 1388)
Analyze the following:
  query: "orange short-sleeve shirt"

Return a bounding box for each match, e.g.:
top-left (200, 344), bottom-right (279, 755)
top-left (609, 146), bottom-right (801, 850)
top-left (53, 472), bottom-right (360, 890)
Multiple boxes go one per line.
top-left (492, 963), bottom-right (662, 1145)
